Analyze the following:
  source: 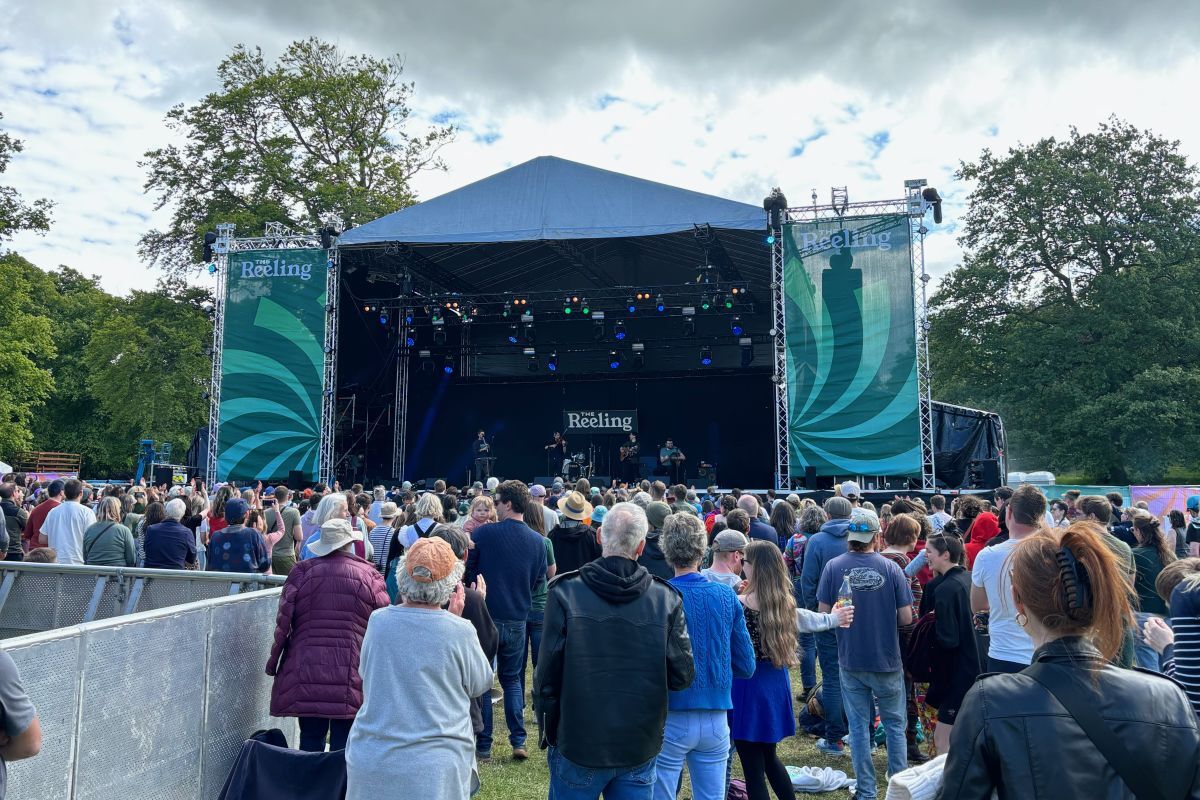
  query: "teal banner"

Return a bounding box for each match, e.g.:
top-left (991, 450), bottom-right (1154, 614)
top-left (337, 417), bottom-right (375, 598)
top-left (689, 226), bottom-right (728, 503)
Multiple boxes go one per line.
top-left (783, 216), bottom-right (920, 477)
top-left (216, 248), bottom-right (327, 482)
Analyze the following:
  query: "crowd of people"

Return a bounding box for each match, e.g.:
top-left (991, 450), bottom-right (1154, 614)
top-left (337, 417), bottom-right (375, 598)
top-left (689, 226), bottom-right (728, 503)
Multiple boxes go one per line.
top-left (1, 468), bottom-right (1200, 799)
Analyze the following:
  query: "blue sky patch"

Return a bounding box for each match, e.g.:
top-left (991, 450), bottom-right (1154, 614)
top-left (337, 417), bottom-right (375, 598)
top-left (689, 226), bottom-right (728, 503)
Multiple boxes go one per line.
top-left (789, 127), bottom-right (828, 157)
top-left (867, 130), bottom-right (890, 159)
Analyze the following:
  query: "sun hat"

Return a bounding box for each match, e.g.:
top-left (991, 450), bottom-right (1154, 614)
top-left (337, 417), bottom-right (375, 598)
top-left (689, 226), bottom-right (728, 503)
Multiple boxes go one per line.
top-left (560, 491), bottom-right (592, 521)
top-left (379, 502), bottom-right (399, 520)
top-left (846, 509), bottom-right (881, 543)
top-left (405, 537), bottom-right (457, 583)
top-left (307, 518), bottom-right (363, 557)
top-left (712, 530), bottom-right (749, 552)
top-left (646, 501), bottom-right (671, 531)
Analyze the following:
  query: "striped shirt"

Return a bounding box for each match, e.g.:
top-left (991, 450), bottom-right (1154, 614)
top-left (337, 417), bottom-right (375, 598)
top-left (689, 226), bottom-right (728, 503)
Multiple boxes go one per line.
top-left (1162, 584), bottom-right (1200, 718)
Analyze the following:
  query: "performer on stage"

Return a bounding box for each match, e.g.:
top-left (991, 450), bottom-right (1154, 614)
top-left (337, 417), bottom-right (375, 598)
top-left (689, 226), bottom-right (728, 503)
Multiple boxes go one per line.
top-left (619, 432), bottom-right (640, 485)
top-left (659, 438), bottom-right (686, 486)
top-left (545, 431), bottom-right (570, 476)
top-left (473, 430), bottom-right (492, 480)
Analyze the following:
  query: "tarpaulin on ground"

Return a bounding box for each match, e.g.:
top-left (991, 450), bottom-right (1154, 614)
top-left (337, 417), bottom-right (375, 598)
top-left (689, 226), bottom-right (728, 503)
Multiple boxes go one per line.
top-left (1129, 485), bottom-right (1200, 517)
top-left (216, 248), bottom-right (327, 482)
top-left (783, 215), bottom-right (920, 478)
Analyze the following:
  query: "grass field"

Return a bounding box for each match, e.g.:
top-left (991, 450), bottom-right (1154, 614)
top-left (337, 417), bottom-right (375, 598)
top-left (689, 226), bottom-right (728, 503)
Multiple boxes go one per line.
top-left (475, 670), bottom-right (895, 800)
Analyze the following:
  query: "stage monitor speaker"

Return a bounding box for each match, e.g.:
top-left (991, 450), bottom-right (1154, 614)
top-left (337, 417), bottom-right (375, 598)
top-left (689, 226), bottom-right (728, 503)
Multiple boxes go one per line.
top-left (804, 466), bottom-right (818, 490)
top-left (287, 470), bottom-right (307, 491)
top-left (968, 459), bottom-right (1001, 490)
top-left (590, 476), bottom-right (611, 488)
top-left (532, 476), bottom-right (554, 488)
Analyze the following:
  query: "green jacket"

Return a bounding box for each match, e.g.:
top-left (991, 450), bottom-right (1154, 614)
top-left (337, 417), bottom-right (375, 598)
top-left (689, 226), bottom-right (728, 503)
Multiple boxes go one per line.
top-left (83, 521), bottom-right (137, 567)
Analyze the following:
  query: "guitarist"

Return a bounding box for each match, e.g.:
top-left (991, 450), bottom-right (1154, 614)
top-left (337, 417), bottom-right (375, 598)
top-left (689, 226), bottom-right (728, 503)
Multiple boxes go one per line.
top-left (659, 438), bottom-right (686, 486)
top-left (619, 432), bottom-right (640, 485)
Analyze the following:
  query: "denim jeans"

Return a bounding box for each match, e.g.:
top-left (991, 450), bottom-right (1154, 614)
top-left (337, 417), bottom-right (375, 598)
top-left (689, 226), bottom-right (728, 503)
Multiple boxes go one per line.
top-left (1133, 612), bottom-right (1162, 672)
top-left (653, 710), bottom-right (729, 800)
top-left (798, 631), bottom-right (817, 690)
top-left (549, 748), bottom-right (656, 800)
top-left (495, 620), bottom-right (528, 748)
top-left (815, 630), bottom-right (845, 740)
top-left (520, 609), bottom-right (545, 689)
top-left (842, 669), bottom-right (908, 800)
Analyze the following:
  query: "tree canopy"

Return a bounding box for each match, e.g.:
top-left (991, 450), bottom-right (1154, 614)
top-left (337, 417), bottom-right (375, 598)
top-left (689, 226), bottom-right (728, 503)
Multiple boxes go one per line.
top-left (139, 38), bottom-right (454, 275)
top-left (929, 118), bottom-right (1200, 483)
top-left (0, 112), bottom-right (52, 241)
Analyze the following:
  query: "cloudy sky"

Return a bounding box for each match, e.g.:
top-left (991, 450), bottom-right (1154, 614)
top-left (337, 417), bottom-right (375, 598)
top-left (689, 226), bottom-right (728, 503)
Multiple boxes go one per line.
top-left (2, 0), bottom-right (1199, 294)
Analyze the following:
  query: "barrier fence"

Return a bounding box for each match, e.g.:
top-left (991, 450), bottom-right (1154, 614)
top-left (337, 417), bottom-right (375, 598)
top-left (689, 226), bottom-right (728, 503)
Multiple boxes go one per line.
top-left (0, 564), bottom-right (293, 800)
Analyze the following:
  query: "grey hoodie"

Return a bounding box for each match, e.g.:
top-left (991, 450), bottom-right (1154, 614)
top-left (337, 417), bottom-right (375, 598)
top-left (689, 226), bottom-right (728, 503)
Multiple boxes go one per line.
top-left (799, 517), bottom-right (851, 610)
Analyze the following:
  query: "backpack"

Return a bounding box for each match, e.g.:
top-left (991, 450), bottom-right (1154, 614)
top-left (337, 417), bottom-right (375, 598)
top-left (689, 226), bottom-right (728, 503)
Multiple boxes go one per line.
top-left (903, 611), bottom-right (942, 683)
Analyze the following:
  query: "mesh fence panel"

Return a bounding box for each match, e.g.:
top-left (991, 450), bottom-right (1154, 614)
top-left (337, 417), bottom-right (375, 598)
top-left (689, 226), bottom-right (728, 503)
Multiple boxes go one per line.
top-left (0, 571), bottom-right (63, 634)
top-left (5, 634), bottom-right (79, 800)
top-left (73, 609), bottom-right (209, 800)
top-left (52, 573), bottom-right (109, 629)
top-left (136, 575), bottom-right (230, 613)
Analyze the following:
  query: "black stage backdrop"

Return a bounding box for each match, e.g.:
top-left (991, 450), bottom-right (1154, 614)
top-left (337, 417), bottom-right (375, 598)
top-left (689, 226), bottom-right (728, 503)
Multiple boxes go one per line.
top-left (395, 373), bottom-right (774, 487)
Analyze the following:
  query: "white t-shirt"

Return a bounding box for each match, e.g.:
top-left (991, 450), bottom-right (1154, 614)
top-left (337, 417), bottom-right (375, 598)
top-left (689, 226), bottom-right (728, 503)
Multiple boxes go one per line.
top-left (42, 500), bottom-right (97, 565)
top-left (701, 568), bottom-right (742, 589)
top-left (929, 510), bottom-right (952, 532)
top-left (971, 538), bottom-right (1034, 665)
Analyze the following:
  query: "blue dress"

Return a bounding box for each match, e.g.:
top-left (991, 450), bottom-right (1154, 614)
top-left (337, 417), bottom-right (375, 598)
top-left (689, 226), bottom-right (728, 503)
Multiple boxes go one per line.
top-left (729, 607), bottom-right (796, 742)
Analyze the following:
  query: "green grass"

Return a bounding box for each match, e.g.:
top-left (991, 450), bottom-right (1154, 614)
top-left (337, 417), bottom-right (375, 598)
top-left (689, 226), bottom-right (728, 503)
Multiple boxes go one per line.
top-left (476, 670), bottom-right (894, 800)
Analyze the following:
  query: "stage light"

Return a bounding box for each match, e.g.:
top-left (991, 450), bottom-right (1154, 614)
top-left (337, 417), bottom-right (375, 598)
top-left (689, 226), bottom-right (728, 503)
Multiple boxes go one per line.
top-left (739, 337), bottom-right (754, 367)
top-left (632, 342), bottom-right (645, 370)
top-left (207, 263), bottom-right (217, 275)
top-left (528, 355), bottom-right (539, 372)
top-left (730, 316), bottom-right (744, 336)
top-left (765, 234), bottom-right (776, 245)
top-left (682, 318), bottom-right (696, 337)
top-left (724, 293), bottom-right (734, 310)
top-left (378, 310), bottom-right (389, 326)
top-left (700, 346), bottom-right (713, 366)
top-left (581, 298), bottom-right (591, 315)
top-left (563, 297), bottom-right (573, 315)
top-left (701, 295), bottom-right (711, 311)
top-left (431, 307), bottom-right (443, 324)
top-left (507, 325), bottom-right (519, 345)
top-left (547, 352), bottom-right (559, 372)
top-left (442, 356), bottom-right (455, 375)
top-left (404, 308), bottom-right (414, 325)
top-left (656, 295), bottom-right (665, 313)
top-left (523, 322), bottom-right (536, 344)
top-left (404, 331), bottom-right (416, 347)
top-left (609, 350), bottom-right (621, 370)
top-left (614, 322), bottom-right (627, 341)
top-left (627, 297), bottom-right (636, 314)
top-left (433, 328), bottom-right (446, 345)
top-left (419, 350), bottom-right (434, 373)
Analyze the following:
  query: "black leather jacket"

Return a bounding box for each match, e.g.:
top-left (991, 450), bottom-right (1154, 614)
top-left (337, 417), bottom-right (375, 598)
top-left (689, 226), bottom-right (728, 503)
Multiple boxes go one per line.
top-left (534, 556), bottom-right (694, 769)
top-left (937, 637), bottom-right (1200, 799)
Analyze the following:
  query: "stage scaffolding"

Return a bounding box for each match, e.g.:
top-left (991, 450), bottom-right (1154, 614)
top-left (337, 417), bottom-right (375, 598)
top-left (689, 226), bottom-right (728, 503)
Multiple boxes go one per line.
top-left (205, 223), bottom-right (340, 486)
top-left (771, 182), bottom-right (938, 491)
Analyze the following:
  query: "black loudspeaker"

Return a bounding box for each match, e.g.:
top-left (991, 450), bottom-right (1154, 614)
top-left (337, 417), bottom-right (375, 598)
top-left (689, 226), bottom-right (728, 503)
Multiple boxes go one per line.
top-left (288, 470), bottom-right (306, 491)
top-left (590, 476), bottom-right (611, 488)
top-left (804, 466), bottom-right (818, 490)
top-left (968, 459), bottom-right (1001, 489)
top-left (532, 476), bottom-right (554, 488)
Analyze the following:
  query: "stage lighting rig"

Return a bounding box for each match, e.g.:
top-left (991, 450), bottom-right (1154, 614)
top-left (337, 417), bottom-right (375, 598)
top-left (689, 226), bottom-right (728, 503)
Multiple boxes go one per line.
top-left (419, 350), bottom-right (433, 373)
top-left (507, 325), bottom-right (520, 345)
top-left (626, 297), bottom-right (637, 314)
top-left (701, 295), bottom-right (711, 311)
top-left (763, 187), bottom-right (788, 230)
top-left (655, 294), bottom-right (665, 313)
top-left (378, 310), bottom-right (389, 326)
top-left (614, 322), bottom-right (627, 341)
top-left (700, 346), bottom-right (713, 366)
top-left (730, 316), bottom-right (744, 336)
top-left (609, 350), bottom-right (622, 370)
top-left (404, 330), bottom-right (416, 347)
top-left (547, 352), bottom-right (559, 372)
top-left (403, 308), bottom-right (414, 325)
top-left (524, 347), bottom-right (538, 372)
top-left (581, 298), bottom-right (591, 315)
top-left (632, 342), bottom-right (645, 370)
top-left (442, 356), bottom-right (455, 375)
top-left (681, 306), bottom-right (696, 337)
top-left (739, 337), bottom-right (754, 367)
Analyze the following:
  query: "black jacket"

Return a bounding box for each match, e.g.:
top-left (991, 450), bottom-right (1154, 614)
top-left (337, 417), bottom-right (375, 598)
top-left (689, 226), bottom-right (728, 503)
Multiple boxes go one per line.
top-left (937, 637), bottom-right (1200, 800)
top-left (548, 521), bottom-right (602, 574)
top-left (0, 499), bottom-right (22, 555)
top-left (637, 532), bottom-right (674, 581)
top-left (534, 556), bottom-right (694, 769)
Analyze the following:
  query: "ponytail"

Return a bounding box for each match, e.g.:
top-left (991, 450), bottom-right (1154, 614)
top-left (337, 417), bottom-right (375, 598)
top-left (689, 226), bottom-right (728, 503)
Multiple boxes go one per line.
top-left (1011, 522), bottom-right (1133, 661)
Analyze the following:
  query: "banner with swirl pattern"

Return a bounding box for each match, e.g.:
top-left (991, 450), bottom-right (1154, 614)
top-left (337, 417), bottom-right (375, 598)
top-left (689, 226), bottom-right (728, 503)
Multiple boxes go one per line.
top-left (216, 248), bottom-right (327, 482)
top-left (783, 216), bottom-right (921, 477)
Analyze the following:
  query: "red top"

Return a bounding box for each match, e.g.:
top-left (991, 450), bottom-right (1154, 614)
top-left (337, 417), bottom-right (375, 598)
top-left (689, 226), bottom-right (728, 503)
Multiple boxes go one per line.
top-left (965, 512), bottom-right (1001, 568)
top-left (24, 498), bottom-right (60, 546)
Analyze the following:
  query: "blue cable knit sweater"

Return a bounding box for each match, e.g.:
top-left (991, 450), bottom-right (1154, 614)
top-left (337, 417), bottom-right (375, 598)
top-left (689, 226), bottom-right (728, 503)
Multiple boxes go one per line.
top-left (669, 572), bottom-right (756, 711)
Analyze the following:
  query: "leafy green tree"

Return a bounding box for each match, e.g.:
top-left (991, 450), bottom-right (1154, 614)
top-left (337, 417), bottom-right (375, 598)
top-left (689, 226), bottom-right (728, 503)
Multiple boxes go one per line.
top-left (86, 279), bottom-right (213, 467)
top-left (0, 112), bottom-right (52, 240)
top-left (140, 38), bottom-right (454, 275)
top-left (930, 119), bottom-right (1200, 483)
top-left (0, 254), bottom-right (54, 458)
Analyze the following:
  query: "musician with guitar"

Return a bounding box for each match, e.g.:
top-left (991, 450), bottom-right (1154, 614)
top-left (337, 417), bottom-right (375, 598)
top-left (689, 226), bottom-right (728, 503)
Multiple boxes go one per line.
top-left (619, 432), bottom-right (640, 484)
top-left (659, 437), bottom-right (686, 486)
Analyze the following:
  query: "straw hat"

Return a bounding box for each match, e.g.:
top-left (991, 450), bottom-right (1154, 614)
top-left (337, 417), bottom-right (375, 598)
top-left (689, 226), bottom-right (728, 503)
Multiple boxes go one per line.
top-left (307, 518), bottom-right (362, 557)
top-left (559, 491), bottom-right (592, 521)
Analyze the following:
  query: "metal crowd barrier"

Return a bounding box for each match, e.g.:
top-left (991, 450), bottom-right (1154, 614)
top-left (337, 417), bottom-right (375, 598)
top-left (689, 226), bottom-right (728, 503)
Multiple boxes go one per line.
top-left (0, 563), bottom-right (294, 799)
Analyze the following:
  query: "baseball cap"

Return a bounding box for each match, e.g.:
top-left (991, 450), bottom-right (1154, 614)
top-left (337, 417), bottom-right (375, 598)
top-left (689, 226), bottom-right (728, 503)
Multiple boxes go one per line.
top-left (840, 480), bottom-right (862, 499)
top-left (846, 509), bottom-right (881, 543)
top-left (405, 537), bottom-right (457, 583)
top-left (472, 481), bottom-right (484, 490)
top-left (1188, 495), bottom-right (1200, 513)
top-left (712, 530), bottom-right (749, 552)
top-left (262, 487), bottom-right (276, 496)
top-left (224, 497), bottom-right (249, 521)
top-left (530, 484), bottom-right (547, 498)
top-left (646, 501), bottom-right (671, 530)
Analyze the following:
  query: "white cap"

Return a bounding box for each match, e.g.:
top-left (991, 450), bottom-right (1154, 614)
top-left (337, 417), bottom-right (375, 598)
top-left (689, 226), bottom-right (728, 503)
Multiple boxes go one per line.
top-left (840, 480), bottom-right (862, 499)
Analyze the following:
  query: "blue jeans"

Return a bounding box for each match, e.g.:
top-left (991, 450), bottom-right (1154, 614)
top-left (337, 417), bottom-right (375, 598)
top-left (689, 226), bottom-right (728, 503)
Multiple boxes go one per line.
top-left (798, 631), bottom-right (817, 690)
top-left (653, 710), bottom-right (729, 800)
top-left (475, 691), bottom-right (493, 754)
top-left (520, 609), bottom-right (545, 689)
top-left (549, 748), bottom-right (656, 800)
top-left (1133, 612), bottom-right (1162, 672)
top-left (495, 621), bottom-right (528, 748)
top-left (815, 630), bottom-right (845, 740)
top-left (842, 669), bottom-right (908, 800)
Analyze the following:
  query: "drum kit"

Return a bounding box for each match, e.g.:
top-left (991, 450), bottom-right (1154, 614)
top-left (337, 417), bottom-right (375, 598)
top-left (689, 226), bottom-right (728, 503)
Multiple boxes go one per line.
top-left (564, 450), bottom-right (593, 479)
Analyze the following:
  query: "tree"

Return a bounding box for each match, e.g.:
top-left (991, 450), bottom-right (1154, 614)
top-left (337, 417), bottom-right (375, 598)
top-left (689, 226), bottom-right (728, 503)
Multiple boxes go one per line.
top-left (0, 254), bottom-right (54, 458)
top-left (140, 38), bottom-right (454, 275)
top-left (930, 119), bottom-right (1200, 483)
top-left (0, 112), bottom-right (52, 240)
top-left (87, 280), bottom-right (213, 466)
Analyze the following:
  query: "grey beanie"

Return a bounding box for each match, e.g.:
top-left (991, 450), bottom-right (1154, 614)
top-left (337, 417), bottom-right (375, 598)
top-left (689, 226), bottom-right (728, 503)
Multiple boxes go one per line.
top-left (824, 496), bottom-right (853, 519)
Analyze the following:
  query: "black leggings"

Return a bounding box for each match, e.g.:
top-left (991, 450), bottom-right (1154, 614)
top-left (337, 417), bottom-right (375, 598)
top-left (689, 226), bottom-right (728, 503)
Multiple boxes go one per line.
top-left (734, 739), bottom-right (795, 800)
top-left (298, 716), bottom-right (353, 752)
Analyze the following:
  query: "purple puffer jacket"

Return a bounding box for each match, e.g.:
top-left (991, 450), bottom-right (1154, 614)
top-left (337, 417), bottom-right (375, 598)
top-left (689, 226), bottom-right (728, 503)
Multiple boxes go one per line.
top-left (266, 550), bottom-right (391, 719)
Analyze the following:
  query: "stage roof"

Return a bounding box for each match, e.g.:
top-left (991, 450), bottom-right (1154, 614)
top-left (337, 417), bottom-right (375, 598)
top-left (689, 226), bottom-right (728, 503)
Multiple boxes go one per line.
top-left (338, 155), bottom-right (766, 246)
